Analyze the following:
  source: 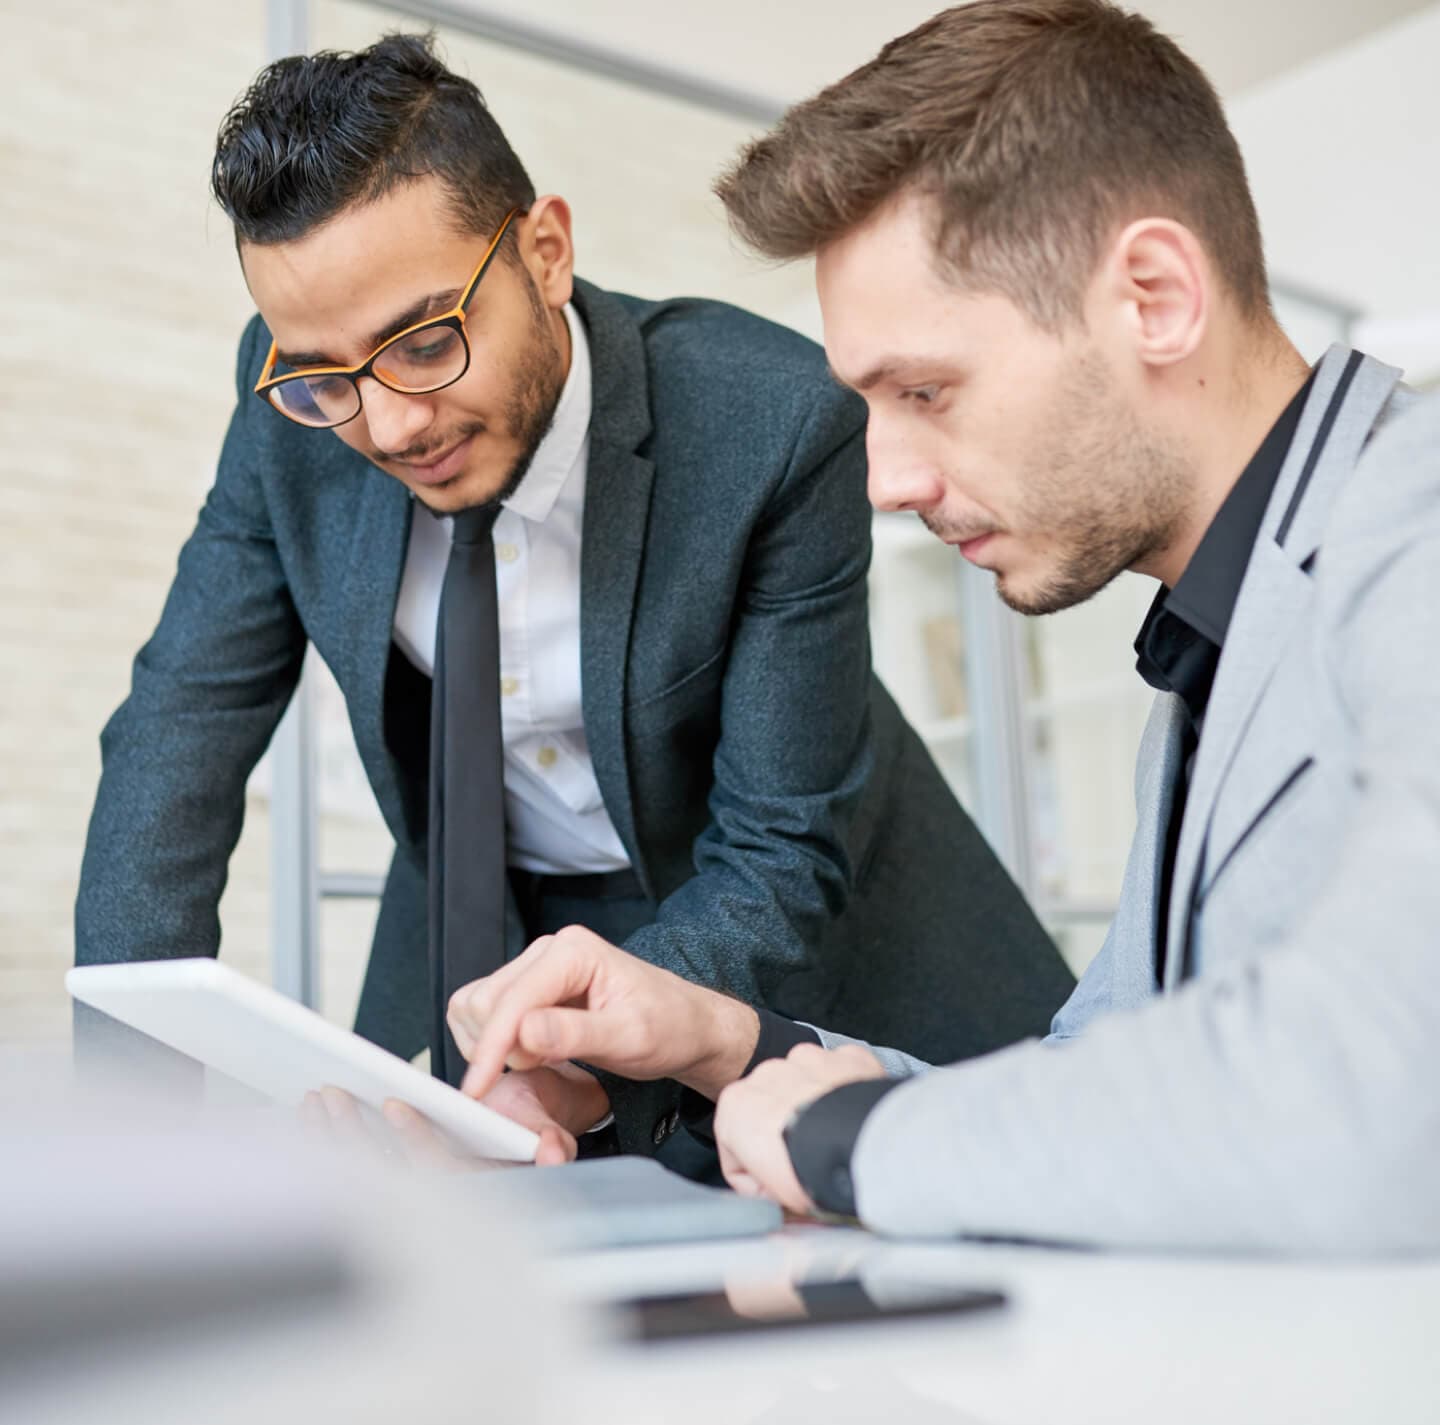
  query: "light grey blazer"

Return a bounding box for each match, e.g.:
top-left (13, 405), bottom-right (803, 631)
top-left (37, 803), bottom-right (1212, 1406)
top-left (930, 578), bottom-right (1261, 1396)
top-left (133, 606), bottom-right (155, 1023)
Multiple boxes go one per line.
top-left (823, 347), bottom-right (1440, 1254)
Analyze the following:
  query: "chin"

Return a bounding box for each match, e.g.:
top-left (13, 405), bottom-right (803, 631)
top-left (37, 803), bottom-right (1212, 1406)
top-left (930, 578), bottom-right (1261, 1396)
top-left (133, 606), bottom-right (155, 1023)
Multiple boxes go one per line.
top-left (994, 561), bottom-right (1054, 617)
top-left (998, 560), bottom-right (1114, 618)
top-left (414, 464), bottom-right (509, 514)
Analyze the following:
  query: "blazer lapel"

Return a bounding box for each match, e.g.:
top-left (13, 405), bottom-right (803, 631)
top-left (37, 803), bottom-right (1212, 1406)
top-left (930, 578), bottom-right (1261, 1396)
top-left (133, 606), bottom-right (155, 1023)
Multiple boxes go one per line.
top-left (339, 466), bottom-right (415, 827)
top-left (571, 280), bottom-right (657, 888)
top-left (1162, 348), bottom-right (1403, 987)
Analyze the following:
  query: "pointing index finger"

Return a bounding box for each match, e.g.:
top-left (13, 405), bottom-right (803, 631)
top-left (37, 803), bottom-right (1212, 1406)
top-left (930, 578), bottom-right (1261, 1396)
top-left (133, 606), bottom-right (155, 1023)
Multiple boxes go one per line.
top-left (448, 935), bottom-right (556, 1052)
top-left (458, 938), bottom-right (600, 1098)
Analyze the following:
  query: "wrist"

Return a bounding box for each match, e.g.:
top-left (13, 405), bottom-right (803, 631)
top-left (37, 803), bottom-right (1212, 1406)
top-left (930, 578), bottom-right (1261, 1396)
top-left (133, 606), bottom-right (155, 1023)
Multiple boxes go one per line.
top-left (678, 992), bottom-right (759, 1102)
top-left (549, 1063), bottom-right (612, 1134)
top-left (575, 1072), bottom-right (612, 1132)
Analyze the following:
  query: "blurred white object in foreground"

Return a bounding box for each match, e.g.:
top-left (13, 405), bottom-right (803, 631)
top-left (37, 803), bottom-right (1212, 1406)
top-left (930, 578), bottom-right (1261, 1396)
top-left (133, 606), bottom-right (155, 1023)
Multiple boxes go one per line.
top-left (0, 1085), bottom-right (577, 1425)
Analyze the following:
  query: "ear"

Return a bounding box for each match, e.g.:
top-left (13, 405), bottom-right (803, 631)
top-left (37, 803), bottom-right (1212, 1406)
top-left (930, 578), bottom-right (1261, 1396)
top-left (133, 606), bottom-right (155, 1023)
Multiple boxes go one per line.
top-left (517, 195), bottom-right (575, 311)
top-left (1100, 219), bottom-right (1209, 368)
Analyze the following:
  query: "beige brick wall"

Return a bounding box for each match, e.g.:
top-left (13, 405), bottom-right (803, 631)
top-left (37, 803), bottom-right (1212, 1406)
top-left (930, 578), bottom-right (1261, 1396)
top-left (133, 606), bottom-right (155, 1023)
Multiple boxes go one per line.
top-left (1, 1), bottom-right (1146, 1052)
top-left (0, 1), bottom-right (811, 1047)
top-left (1, 2), bottom-right (274, 1042)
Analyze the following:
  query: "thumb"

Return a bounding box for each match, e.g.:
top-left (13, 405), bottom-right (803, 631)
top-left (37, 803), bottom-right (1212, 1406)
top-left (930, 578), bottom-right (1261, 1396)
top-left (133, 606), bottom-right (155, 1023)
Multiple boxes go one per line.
top-left (534, 1125), bottom-right (577, 1165)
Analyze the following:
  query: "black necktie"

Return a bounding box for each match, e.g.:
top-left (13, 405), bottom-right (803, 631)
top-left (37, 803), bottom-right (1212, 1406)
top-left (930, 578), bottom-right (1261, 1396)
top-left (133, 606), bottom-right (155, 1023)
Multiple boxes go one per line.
top-left (428, 504), bottom-right (506, 1086)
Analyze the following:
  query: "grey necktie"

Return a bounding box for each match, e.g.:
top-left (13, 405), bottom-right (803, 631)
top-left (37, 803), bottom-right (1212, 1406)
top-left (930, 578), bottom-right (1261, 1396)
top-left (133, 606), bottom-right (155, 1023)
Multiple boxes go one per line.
top-left (428, 504), bottom-right (506, 1086)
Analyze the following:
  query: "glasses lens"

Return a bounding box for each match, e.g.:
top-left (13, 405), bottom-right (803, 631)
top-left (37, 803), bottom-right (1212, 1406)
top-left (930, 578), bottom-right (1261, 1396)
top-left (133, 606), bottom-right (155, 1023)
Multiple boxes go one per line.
top-left (270, 372), bottom-right (359, 428)
top-left (374, 323), bottom-right (467, 394)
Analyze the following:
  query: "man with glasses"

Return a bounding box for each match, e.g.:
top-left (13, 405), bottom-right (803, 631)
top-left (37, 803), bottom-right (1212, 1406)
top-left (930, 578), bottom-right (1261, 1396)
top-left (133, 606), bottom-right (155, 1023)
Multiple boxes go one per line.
top-left (75, 32), bottom-right (1072, 1169)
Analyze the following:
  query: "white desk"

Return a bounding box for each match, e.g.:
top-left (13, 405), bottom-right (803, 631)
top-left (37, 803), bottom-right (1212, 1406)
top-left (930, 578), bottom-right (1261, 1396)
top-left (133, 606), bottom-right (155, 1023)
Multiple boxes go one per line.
top-left (547, 1228), bottom-right (1440, 1425)
top-left (13, 1061), bottom-right (1439, 1425)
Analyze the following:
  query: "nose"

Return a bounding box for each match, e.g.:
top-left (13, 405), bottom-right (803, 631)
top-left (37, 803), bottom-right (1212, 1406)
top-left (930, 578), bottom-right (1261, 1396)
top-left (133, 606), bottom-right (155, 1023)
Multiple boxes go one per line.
top-left (864, 416), bottom-right (947, 515)
top-left (357, 377), bottom-right (433, 456)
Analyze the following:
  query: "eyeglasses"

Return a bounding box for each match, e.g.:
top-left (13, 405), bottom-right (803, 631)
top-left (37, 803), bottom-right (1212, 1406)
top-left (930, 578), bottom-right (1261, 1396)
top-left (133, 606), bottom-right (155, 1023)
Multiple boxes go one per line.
top-left (253, 207), bottom-right (521, 430)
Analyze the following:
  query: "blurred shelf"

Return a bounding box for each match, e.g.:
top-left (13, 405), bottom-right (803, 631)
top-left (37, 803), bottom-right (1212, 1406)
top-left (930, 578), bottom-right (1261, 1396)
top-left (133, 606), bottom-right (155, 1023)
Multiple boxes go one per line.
top-left (318, 871), bottom-right (386, 900)
top-left (1021, 677), bottom-right (1140, 720)
top-left (1034, 897), bottom-right (1120, 922)
top-left (915, 714), bottom-right (973, 745)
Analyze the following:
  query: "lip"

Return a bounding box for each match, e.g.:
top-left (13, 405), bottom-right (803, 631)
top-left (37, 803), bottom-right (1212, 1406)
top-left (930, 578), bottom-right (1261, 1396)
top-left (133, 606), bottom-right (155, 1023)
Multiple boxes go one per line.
top-left (956, 532), bottom-right (998, 564)
top-left (398, 433), bottom-right (477, 487)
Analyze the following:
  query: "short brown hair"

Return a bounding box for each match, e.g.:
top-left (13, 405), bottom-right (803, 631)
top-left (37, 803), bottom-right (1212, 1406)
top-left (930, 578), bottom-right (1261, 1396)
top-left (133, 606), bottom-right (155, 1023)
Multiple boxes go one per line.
top-left (716, 0), bottom-right (1269, 329)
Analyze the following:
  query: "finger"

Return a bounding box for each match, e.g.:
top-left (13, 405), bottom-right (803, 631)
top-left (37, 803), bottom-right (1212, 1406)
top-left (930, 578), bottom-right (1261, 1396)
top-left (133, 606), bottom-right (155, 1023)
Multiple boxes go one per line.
top-left (514, 1005), bottom-right (619, 1067)
top-left (459, 942), bottom-right (601, 1098)
top-left (447, 935), bottom-right (558, 1053)
top-left (380, 1098), bottom-right (422, 1131)
top-left (447, 1007), bottom-right (476, 1064)
top-left (319, 1083), bottom-right (365, 1127)
top-left (714, 1083), bottom-right (811, 1213)
top-left (449, 940), bottom-right (564, 1069)
top-left (723, 1147), bottom-right (809, 1214)
top-left (718, 1139), bottom-right (762, 1197)
top-left (298, 1090), bottom-right (328, 1138)
top-left (381, 1098), bottom-right (460, 1172)
top-left (482, 1075), bottom-right (565, 1136)
top-left (833, 1044), bottom-right (888, 1078)
top-left (321, 1084), bottom-right (391, 1161)
top-left (534, 1125), bottom-right (578, 1166)
top-left (784, 1042), bottom-right (827, 1067)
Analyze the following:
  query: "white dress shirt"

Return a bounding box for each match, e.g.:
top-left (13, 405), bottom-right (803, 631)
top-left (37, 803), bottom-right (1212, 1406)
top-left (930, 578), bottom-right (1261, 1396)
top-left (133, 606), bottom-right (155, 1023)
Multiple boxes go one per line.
top-left (391, 304), bottom-right (631, 875)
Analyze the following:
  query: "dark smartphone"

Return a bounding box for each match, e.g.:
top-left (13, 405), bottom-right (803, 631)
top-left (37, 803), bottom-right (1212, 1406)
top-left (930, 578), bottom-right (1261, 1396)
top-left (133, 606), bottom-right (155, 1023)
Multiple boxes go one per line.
top-left (619, 1276), bottom-right (1007, 1343)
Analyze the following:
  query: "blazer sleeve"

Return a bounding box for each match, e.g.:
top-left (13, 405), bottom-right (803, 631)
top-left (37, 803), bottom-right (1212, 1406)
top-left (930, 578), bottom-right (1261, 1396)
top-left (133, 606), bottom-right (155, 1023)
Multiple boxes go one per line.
top-left (74, 319), bottom-right (306, 965)
top-left (619, 389), bottom-right (874, 1002)
top-left (813, 1025), bottom-right (931, 1080)
top-left (840, 415), bottom-right (1440, 1255)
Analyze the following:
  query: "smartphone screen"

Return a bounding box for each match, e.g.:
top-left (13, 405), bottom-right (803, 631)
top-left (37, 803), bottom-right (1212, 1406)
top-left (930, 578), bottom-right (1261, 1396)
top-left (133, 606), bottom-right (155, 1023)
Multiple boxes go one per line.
top-left (620, 1277), bottom-right (1007, 1343)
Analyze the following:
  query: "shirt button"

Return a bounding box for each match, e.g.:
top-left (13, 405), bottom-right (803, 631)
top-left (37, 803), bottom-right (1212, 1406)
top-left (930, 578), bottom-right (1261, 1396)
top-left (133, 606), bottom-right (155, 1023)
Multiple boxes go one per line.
top-left (500, 676), bottom-right (519, 697)
top-left (652, 1114), bottom-right (671, 1147)
top-left (536, 746), bottom-right (558, 770)
top-left (495, 542), bottom-right (520, 564)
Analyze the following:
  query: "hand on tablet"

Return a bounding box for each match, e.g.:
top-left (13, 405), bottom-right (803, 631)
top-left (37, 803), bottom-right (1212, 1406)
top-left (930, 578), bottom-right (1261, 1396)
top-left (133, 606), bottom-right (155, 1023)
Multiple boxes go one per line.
top-left (470, 1060), bottom-right (608, 1164)
top-left (299, 1087), bottom-right (482, 1171)
top-left (381, 1071), bottom-right (594, 1167)
top-left (448, 925), bottom-right (759, 1105)
top-left (299, 1062), bottom-right (604, 1168)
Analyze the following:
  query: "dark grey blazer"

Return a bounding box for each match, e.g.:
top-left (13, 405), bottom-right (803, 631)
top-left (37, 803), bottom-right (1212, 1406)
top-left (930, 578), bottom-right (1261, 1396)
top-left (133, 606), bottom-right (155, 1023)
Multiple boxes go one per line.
top-left (76, 280), bottom-right (1072, 1155)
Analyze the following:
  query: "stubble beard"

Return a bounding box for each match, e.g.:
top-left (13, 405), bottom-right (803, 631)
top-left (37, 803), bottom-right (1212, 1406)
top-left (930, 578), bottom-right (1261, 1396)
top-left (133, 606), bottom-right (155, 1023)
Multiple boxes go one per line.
top-left (998, 350), bottom-right (1194, 617)
top-left (462, 273), bottom-right (568, 512)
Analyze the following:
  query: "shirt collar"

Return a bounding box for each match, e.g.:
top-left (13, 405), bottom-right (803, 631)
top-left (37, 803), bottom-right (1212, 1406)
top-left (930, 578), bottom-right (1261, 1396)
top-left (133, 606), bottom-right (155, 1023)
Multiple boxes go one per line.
top-left (501, 301), bottom-right (592, 525)
top-left (1133, 369), bottom-right (1314, 719)
top-left (1163, 368), bottom-right (1316, 646)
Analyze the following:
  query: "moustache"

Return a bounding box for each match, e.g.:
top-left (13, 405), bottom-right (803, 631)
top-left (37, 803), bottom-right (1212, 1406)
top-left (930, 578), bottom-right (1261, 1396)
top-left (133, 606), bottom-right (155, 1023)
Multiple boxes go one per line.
top-left (388, 422), bottom-right (487, 465)
top-left (920, 510), bottom-right (1002, 544)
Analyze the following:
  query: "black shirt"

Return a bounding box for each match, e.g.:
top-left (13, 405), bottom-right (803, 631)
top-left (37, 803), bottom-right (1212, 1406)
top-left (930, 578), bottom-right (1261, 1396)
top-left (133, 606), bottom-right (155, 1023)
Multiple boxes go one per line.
top-left (1135, 369), bottom-right (1313, 981)
top-left (781, 371), bottom-right (1316, 1217)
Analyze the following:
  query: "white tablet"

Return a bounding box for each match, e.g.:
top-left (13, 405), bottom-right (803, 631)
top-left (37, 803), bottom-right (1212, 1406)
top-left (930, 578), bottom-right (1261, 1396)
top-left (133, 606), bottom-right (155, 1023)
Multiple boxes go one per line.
top-left (66, 959), bottom-right (538, 1162)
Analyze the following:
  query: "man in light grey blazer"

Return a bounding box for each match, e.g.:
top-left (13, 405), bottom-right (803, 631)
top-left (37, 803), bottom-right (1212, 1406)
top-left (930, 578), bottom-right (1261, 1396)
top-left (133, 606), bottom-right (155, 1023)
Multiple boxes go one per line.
top-left (445, 0), bottom-right (1440, 1255)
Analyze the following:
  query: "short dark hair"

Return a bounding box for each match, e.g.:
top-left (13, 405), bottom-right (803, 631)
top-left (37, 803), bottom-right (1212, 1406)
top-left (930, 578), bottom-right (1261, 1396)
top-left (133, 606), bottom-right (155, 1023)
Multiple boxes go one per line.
top-left (717, 0), bottom-right (1270, 329)
top-left (212, 31), bottom-right (534, 247)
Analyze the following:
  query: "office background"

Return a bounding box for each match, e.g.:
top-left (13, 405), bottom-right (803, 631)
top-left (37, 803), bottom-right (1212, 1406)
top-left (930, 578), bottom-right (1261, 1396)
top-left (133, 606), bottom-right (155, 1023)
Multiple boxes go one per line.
top-left (3, 0), bottom-right (1438, 1044)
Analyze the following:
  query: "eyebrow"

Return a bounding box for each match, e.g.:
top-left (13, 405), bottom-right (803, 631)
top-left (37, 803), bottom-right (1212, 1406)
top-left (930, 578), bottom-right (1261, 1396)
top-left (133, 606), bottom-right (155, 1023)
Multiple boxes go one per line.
top-left (830, 357), bottom-right (939, 394)
top-left (276, 287), bottom-right (463, 370)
